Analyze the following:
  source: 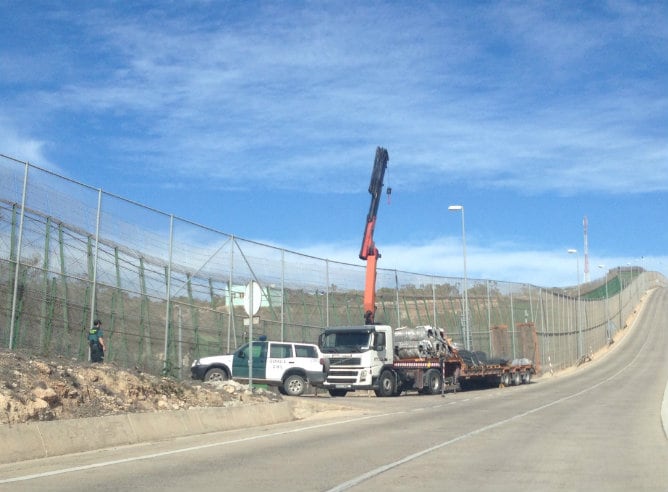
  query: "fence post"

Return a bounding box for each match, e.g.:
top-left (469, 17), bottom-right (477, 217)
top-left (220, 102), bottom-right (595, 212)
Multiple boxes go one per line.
top-left (227, 236), bottom-right (235, 353)
top-left (325, 259), bottom-right (330, 328)
top-left (486, 280), bottom-right (492, 355)
top-left (9, 162), bottom-right (29, 350)
top-left (281, 249), bottom-right (285, 340)
top-left (510, 291), bottom-right (516, 359)
top-left (58, 223), bottom-right (71, 347)
top-left (40, 217), bottom-right (52, 352)
top-left (394, 270), bottom-right (400, 328)
top-left (432, 278), bottom-right (437, 328)
top-left (163, 214), bottom-right (174, 374)
top-left (88, 188), bottom-right (102, 336)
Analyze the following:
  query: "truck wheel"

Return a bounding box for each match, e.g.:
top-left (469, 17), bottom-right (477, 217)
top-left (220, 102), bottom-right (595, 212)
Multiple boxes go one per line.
top-left (375, 370), bottom-right (395, 397)
top-left (424, 369), bottom-right (442, 395)
top-left (204, 368), bottom-right (229, 382)
top-left (283, 374), bottom-right (306, 396)
top-left (500, 373), bottom-right (511, 387)
top-left (522, 370), bottom-right (532, 384)
top-left (328, 389), bottom-right (348, 397)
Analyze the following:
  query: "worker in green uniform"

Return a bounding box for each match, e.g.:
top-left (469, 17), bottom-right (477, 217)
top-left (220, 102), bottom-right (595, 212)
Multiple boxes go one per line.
top-left (88, 319), bottom-right (106, 363)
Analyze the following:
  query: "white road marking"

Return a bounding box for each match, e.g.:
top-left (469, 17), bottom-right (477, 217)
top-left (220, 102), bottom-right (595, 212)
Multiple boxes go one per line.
top-left (326, 334), bottom-right (653, 491)
top-left (0, 413), bottom-right (392, 484)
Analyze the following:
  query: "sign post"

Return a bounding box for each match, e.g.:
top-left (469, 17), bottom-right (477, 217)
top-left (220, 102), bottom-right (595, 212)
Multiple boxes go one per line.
top-left (243, 281), bottom-right (262, 388)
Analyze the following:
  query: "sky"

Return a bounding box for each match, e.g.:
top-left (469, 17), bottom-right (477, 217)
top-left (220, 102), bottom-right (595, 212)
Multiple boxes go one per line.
top-left (1, 1), bottom-right (667, 288)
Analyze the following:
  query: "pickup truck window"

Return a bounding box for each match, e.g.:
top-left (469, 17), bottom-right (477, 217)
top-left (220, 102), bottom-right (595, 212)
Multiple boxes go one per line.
top-left (240, 341), bottom-right (267, 359)
top-left (295, 345), bottom-right (317, 358)
top-left (270, 343), bottom-right (293, 358)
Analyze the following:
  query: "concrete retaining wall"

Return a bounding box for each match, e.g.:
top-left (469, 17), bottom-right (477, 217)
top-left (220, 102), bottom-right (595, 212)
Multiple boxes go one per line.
top-left (0, 401), bottom-right (294, 464)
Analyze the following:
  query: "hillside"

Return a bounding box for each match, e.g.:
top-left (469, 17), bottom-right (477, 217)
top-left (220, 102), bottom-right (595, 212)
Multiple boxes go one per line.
top-left (0, 348), bottom-right (279, 425)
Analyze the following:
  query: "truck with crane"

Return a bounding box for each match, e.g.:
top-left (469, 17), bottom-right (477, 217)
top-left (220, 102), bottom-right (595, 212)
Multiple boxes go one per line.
top-left (315, 147), bottom-right (535, 397)
top-left (318, 323), bottom-right (534, 396)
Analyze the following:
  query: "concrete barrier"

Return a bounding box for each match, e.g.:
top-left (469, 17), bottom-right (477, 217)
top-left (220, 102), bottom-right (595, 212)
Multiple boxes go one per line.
top-left (0, 401), bottom-right (294, 464)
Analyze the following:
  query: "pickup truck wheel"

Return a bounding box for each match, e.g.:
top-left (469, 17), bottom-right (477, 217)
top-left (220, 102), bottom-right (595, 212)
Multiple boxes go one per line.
top-left (283, 374), bottom-right (306, 396)
top-left (376, 370), bottom-right (395, 397)
top-left (204, 368), bottom-right (229, 382)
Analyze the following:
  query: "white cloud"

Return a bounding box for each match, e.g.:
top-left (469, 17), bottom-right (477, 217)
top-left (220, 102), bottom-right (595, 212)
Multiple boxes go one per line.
top-left (290, 234), bottom-right (668, 289)
top-left (3, 3), bottom-right (667, 194)
top-left (0, 117), bottom-right (60, 172)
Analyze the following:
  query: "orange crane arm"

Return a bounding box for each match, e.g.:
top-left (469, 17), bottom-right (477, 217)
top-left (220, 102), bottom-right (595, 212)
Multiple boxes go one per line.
top-left (360, 147), bottom-right (389, 324)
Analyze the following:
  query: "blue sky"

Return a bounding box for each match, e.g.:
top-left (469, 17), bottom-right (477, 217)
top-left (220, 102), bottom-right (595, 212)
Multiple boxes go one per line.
top-left (1, 1), bottom-right (667, 287)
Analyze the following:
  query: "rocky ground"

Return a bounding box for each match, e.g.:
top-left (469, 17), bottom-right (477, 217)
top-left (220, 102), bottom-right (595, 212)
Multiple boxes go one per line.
top-left (0, 348), bottom-right (281, 425)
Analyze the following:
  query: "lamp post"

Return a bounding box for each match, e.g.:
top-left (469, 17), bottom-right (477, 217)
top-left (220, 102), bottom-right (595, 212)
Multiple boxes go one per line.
top-left (449, 205), bottom-right (470, 350)
top-left (598, 264), bottom-right (611, 344)
top-left (567, 249), bottom-right (583, 359)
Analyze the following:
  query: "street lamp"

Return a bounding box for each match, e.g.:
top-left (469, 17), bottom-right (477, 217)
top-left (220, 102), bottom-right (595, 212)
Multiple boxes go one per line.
top-left (449, 205), bottom-right (470, 350)
top-left (567, 249), bottom-right (583, 359)
top-left (598, 264), bottom-right (611, 344)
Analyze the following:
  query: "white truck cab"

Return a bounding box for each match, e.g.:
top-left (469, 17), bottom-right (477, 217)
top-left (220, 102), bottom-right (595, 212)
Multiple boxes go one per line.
top-left (317, 325), bottom-right (394, 397)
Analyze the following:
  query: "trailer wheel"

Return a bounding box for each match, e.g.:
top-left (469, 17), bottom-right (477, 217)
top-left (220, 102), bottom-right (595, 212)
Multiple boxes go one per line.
top-left (423, 369), bottom-right (442, 395)
top-left (375, 370), bottom-right (395, 397)
top-left (500, 373), bottom-right (511, 387)
top-left (512, 372), bottom-right (522, 386)
top-left (522, 370), bottom-right (532, 384)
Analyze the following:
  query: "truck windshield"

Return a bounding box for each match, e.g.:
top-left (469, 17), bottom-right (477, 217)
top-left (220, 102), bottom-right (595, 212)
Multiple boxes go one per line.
top-left (320, 331), bottom-right (372, 353)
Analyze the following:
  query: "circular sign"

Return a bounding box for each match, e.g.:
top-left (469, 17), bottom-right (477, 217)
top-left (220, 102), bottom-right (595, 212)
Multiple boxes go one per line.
top-left (244, 281), bottom-right (262, 316)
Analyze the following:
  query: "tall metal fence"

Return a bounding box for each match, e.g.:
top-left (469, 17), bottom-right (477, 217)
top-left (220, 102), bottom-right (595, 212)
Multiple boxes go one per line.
top-left (1, 155), bottom-right (664, 379)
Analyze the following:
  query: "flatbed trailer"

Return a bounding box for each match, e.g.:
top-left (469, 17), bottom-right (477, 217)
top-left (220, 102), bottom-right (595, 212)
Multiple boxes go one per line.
top-left (392, 353), bottom-right (535, 394)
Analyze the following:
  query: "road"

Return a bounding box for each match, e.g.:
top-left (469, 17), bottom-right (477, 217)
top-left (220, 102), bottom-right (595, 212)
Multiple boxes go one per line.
top-left (2, 288), bottom-right (667, 491)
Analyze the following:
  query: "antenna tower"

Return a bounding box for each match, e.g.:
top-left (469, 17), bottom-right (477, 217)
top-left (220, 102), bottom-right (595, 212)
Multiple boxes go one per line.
top-left (583, 215), bottom-right (590, 282)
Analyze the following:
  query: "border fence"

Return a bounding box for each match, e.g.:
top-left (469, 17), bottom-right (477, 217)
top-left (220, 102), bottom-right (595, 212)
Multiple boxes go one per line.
top-left (1, 155), bottom-right (664, 379)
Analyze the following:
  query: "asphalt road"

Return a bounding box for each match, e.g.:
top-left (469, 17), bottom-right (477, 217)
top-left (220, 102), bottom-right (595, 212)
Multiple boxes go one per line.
top-left (2, 288), bottom-right (667, 492)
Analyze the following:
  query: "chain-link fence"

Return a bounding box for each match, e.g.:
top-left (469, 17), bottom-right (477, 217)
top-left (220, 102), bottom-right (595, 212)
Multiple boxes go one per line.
top-left (1, 155), bottom-right (663, 379)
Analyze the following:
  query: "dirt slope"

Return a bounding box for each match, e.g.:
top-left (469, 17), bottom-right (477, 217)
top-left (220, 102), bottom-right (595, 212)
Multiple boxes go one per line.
top-left (0, 349), bottom-right (280, 425)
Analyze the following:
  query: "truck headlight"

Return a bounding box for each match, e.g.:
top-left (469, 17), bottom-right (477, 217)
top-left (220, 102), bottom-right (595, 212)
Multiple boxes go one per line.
top-left (360, 369), bottom-right (367, 381)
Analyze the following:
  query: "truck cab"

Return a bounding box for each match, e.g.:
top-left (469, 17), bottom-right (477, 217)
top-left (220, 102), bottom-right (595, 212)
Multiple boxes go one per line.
top-left (317, 325), bottom-right (394, 397)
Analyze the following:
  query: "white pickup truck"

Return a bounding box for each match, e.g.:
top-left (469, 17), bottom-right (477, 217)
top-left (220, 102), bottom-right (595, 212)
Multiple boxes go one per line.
top-left (190, 340), bottom-right (328, 396)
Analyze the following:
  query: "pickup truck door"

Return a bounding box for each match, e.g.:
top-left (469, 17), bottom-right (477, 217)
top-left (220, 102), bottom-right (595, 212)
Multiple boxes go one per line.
top-left (233, 341), bottom-right (267, 380)
top-left (266, 342), bottom-right (294, 380)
